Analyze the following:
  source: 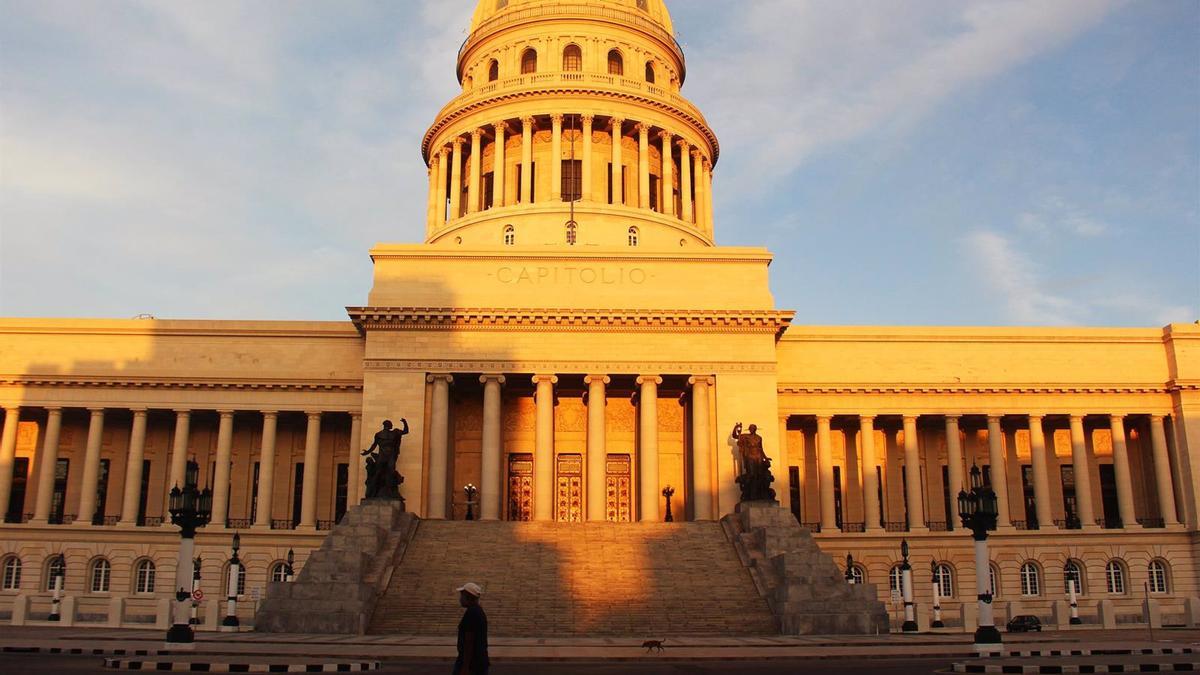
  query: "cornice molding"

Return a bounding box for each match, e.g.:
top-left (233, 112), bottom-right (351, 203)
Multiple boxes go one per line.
top-left (347, 307), bottom-right (793, 337)
top-left (778, 382), bottom-right (1173, 395)
top-left (0, 376), bottom-right (363, 393)
top-left (364, 359), bottom-right (776, 375)
top-left (367, 247), bottom-right (773, 264)
top-left (779, 329), bottom-right (1164, 345)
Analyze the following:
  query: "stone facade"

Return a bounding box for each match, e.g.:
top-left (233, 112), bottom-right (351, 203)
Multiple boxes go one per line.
top-left (0, 0), bottom-right (1197, 633)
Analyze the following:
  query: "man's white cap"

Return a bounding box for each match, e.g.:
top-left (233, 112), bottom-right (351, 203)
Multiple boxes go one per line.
top-left (456, 582), bottom-right (483, 597)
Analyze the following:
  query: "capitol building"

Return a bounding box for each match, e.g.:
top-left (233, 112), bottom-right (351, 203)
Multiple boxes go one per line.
top-left (0, 0), bottom-right (1196, 634)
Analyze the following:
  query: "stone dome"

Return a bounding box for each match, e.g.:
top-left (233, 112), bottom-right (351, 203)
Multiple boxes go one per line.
top-left (469, 0), bottom-right (675, 37)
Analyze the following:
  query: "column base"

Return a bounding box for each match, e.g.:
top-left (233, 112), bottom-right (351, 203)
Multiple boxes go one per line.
top-left (294, 525), bottom-right (317, 533)
top-left (865, 527), bottom-right (885, 535)
top-left (1069, 617), bottom-right (1082, 625)
top-left (165, 624), bottom-right (195, 644)
top-left (994, 524), bottom-right (1016, 533)
top-left (1164, 522), bottom-right (1185, 531)
top-left (932, 620), bottom-right (945, 628)
top-left (973, 625), bottom-right (1003, 645)
top-left (901, 620), bottom-right (918, 632)
top-left (1080, 523), bottom-right (1102, 531)
top-left (250, 523), bottom-right (272, 531)
top-left (907, 527), bottom-right (930, 534)
top-left (26, 519), bottom-right (49, 527)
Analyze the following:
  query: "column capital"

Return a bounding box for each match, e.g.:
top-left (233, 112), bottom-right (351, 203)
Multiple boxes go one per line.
top-left (451, 136), bottom-right (466, 148)
top-left (610, 116), bottom-right (624, 128)
top-left (531, 374), bottom-right (558, 385)
top-left (635, 122), bottom-right (651, 135)
top-left (88, 407), bottom-right (107, 414)
top-left (902, 414), bottom-right (919, 423)
top-left (426, 374), bottom-right (455, 385)
top-left (217, 409), bottom-right (236, 418)
top-left (470, 128), bottom-right (484, 140)
top-left (479, 374), bottom-right (507, 385)
top-left (44, 406), bottom-right (63, 413)
top-left (636, 375), bottom-right (662, 386)
top-left (3, 405), bottom-right (19, 414)
top-left (943, 414), bottom-right (961, 421)
top-left (349, 411), bottom-right (361, 421)
top-left (1069, 414), bottom-right (1086, 423)
top-left (687, 375), bottom-right (713, 387)
top-left (1027, 413), bottom-right (1044, 421)
top-left (520, 115), bottom-right (535, 127)
top-left (675, 138), bottom-right (690, 150)
top-left (304, 411), bottom-right (323, 420)
top-left (702, 157), bottom-right (712, 171)
top-left (816, 414), bottom-right (833, 424)
top-left (659, 129), bottom-right (674, 142)
top-left (550, 113), bottom-right (563, 125)
top-left (260, 410), bottom-right (278, 417)
top-left (493, 120), bottom-right (509, 133)
top-left (583, 374), bottom-right (611, 385)
top-left (129, 407), bottom-right (147, 416)
top-left (428, 154), bottom-right (439, 168)
top-left (437, 145), bottom-right (450, 158)
top-left (580, 113), bottom-right (594, 126)
top-left (691, 148), bottom-right (703, 159)
top-left (987, 414), bottom-right (1004, 423)
top-left (1149, 413), bottom-right (1166, 422)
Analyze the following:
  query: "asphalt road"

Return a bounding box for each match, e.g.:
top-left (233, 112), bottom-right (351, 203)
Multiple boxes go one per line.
top-left (0, 653), bottom-right (957, 674)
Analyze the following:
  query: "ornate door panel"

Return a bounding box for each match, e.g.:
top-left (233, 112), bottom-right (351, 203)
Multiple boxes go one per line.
top-left (605, 454), bottom-right (632, 523)
top-left (556, 454), bottom-right (583, 522)
top-left (507, 453), bottom-right (533, 521)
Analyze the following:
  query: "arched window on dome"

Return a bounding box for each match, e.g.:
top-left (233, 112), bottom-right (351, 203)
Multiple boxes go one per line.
top-left (503, 225), bottom-right (515, 246)
top-left (636, 0), bottom-right (649, 10)
top-left (627, 227), bottom-right (639, 247)
top-left (566, 222), bottom-right (577, 246)
top-left (645, 61), bottom-right (655, 83)
top-left (521, 48), bottom-right (537, 75)
top-left (608, 50), bottom-right (624, 76)
top-left (487, 59), bottom-right (499, 82)
top-left (563, 45), bottom-right (582, 72)
top-left (496, 0), bottom-right (508, 9)
top-left (463, 75), bottom-right (473, 90)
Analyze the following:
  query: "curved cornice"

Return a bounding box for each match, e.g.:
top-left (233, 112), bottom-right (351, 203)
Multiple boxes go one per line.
top-left (778, 383), bottom-right (1173, 395)
top-left (0, 375), bottom-right (363, 392)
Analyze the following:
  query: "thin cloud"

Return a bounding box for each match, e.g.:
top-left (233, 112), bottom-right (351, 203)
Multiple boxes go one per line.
top-left (962, 230), bottom-right (1077, 325)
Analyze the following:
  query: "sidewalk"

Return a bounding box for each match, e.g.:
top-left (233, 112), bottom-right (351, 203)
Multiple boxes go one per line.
top-left (1, 626), bottom-right (1197, 662)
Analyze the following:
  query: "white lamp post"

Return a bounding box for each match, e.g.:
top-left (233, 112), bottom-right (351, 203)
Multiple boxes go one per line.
top-left (900, 539), bottom-right (917, 632)
top-left (220, 531), bottom-right (241, 631)
top-left (1065, 564), bottom-right (1081, 625)
top-left (931, 560), bottom-right (944, 628)
top-left (167, 462), bottom-right (213, 645)
top-left (958, 464), bottom-right (1001, 646)
top-left (47, 554), bottom-right (65, 622)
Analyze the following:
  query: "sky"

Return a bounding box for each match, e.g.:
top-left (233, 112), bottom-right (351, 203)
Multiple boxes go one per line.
top-left (1, 0), bottom-right (1197, 327)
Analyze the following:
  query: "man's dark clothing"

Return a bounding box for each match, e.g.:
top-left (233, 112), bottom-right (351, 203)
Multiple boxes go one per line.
top-left (453, 604), bottom-right (489, 674)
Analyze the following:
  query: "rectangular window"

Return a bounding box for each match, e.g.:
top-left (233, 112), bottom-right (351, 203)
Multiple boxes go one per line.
top-left (1098, 464), bottom-right (1120, 528)
top-left (1061, 465), bottom-right (1078, 528)
top-left (50, 459), bottom-right (69, 524)
top-left (5, 457), bottom-right (29, 523)
top-left (250, 462), bottom-right (260, 524)
top-left (92, 459), bottom-right (110, 525)
top-left (561, 159), bottom-right (581, 201)
top-left (901, 466), bottom-right (909, 527)
top-left (292, 464), bottom-right (304, 528)
top-left (606, 164), bottom-right (629, 205)
top-left (832, 465), bottom-right (843, 528)
top-left (335, 463), bottom-right (349, 523)
top-left (515, 163), bottom-right (537, 203)
top-left (649, 174), bottom-right (660, 211)
top-left (1020, 465), bottom-right (1038, 529)
top-left (136, 459), bottom-right (151, 525)
top-left (876, 466), bottom-right (885, 526)
top-left (941, 466), bottom-right (953, 531)
top-left (788, 466), bottom-right (801, 523)
top-left (482, 172), bottom-right (494, 210)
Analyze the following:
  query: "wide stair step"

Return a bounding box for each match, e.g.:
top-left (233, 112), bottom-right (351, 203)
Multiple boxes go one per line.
top-left (368, 520), bottom-right (778, 636)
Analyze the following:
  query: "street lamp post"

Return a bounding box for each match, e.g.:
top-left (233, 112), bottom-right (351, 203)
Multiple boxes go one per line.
top-left (1065, 564), bottom-right (1081, 625)
top-left (958, 464), bottom-right (1001, 646)
top-left (662, 486), bottom-right (675, 522)
top-left (167, 462), bottom-right (213, 645)
top-left (221, 532), bottom-right (241, 631)
top-left (931, 560), bottom-right (944, 628)
top-left (285, 548), bottom-right (295, 582)
top-left (189, 557), bottom-right (201, 625)
top-left (845, 554), bottom-right (856, 584)
top-left (463, 484), bottom-right (478, 521)
top-left (900, 539), bottom-right (917, 632)
top-left (47, 554), bottom-right (65, 622)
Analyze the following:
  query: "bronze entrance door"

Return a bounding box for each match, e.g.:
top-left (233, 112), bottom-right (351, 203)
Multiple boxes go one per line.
top-left (605, 454), bottom-right (633, 522)
top-left (556, 454), bottom-right (583, 522)
top-left (507, 453), bottom-right (533, 521)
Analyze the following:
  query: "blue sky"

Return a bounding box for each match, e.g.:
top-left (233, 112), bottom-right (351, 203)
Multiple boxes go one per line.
top-left (1, 0), bottom-right (1196, 326)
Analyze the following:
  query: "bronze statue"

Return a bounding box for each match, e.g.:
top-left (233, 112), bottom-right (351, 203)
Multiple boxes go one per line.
top-left (732, 422), bottom-right (776, 503)
top-left (362, 419), bottom-right (408, 502)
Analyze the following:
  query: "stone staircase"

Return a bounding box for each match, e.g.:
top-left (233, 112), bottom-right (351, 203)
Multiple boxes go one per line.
top-left (721, 501), bottom-right (890, 635)
top-left (256, 500), bottom-right (417, 634)
top-left (368, 520), bottom-right (778, 636)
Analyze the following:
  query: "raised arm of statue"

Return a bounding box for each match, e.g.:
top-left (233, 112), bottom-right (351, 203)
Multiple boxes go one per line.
top-left (399, 418), bottom-right (409, 435)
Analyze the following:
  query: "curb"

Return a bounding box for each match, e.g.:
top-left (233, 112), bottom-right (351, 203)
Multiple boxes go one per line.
top-left (972, 647), bottom-right (1197, 658)
top-left (954, 663), bottom-right (1198, 673)
top-left (3, 646), bottom-right (168, 656)
top-left (102, 659), bottom-right (381, 672)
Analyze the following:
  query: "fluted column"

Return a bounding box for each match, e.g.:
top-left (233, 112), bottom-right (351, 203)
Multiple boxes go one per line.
top-left (210, 411), bottom-right (235, 528)
top-left (0, 407), bottom-right (19, 521)
top-left (434, 146), bottom-right (449, 229)
top-left (816, 416), bottom-right (837, 531)
top-left (1068, 415), bottom-right (1097, 529)
top-left (610, 117), bottom-right (624, 205)
top-left (427, 375), bottom-right (454, 519)
top-left (492, 122), bottom-right (507, 208)
top-left (945, 416), bottom-right (965, 526)
top-left (116, 409), bottom-right (149, 526)
top-left (532, 375), bottom-right (557, 521)
top-left (985, 415), bottom-right (1012, 529)
top-left (347, 413), bottom-right (362, 506)
top-left (701, 156), bottom-right (714, 235)
top-left (689, 376), bottom-right (713, 520)
top-left (691, 149), bottom-right (704, 228)
top-left (550, 114), bottom-right (563, 201)
top-left (1028, 415), bottom-right (1055, 530)
top-left (584, 375), bottom-right (609, 522)
top-left (1149, 415), bottom-right (1180, 527)
top-left (77, 408), bottom-right (106, 524)
top-left (678, 140), bottom-right (693, 223)
top-left (480, 375), bottom-right (505, 521)
top-left (520, 116), bottom-right (534, 203)
top-left (468, 129), bottom-right (483, 214)
top-left (449, 137), bottom-right (464, 219)
top-left (1108, 415), bottom-right (1138, 529)
top-left (861, 416), bottom-right (882, 533)
top-left (167, 410), bottom-right (190, 496)
top-left (660, 130), bottom-right (674, 216)
top-left (298, 411), bottom-right (322, 529)
top-left (580, 114), bottom-right (594, 202)
top-left (425, 162), bottom-right (437, 235)
top-left (637, 375), bottom-right (662, 522)
top-left (30, 407), bottom-right (64, 524)
top-left (902, 415), bottom-right (927, 531)
top-left (253, 412), bottom-right (277, 529)
top-left (636, 123), bottom-right (650, 209)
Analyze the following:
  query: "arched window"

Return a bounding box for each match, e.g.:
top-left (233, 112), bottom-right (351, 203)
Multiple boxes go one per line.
top-left (224, 563), bottom-right (247, 597)
top-left (627, 226), bottom-right (639, 247)
top-left (521, 48), bottom-right (537, 75)
top-left (487, 59), bottom-right (499, 82)
top-left (645, 61), bottom-right (656, 83)
top-left (90, 558), bottom-right (111, 593)
top-left (607, 49), bottom-right (624, 76)
top-left (495, 0), bottom-right (508, 9)
top-left (45, 556), bottom-right (66, 591)
top-left (1105, 560), bottom-right (1127, 595)
top-left (1064, 560), bottom-right (1086, 595)
top-left (1019, 562), bottom-right (1041, 597)
top-left (503, 225), bottom-right (515, 246)
top-left (1147, 560), bottom-right (1169, 594)
top-left (270, 562), bottom-right (288, 583)
top-left (989, 563), bottom-right (1001, 598)
top-left (2, 556), bottom-right (21, 591)
top-left (888, 565), bottom-right (903, 594)
top-left (566, 222), bottom-right (577, 245)
top-left (134, 559), bottom-right (156, 594)
top-left (463, 75), bottom-right (473, 90)
top-left (636, 0), bottom-right (649, 10)
top-left (563, 45), bottom-right (582, 72)
top-left (848, 565), bottom-right (866, 585)
top-left (933, 563), bottom-right (954, 598)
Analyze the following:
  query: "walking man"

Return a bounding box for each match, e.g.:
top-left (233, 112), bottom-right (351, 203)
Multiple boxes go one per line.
top-left (454, 582), bottom-right (489, 675)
